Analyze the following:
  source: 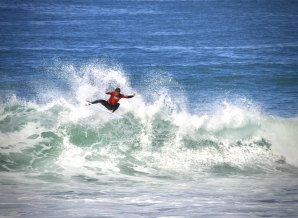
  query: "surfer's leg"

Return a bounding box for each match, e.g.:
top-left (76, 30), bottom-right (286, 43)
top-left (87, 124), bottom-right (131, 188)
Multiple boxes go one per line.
top-left (89, 99), bottom-right (102, 104)
top-left (112, 103), bottom-right (120, 112)
top-left (99, 100), bottom-right (114, 110)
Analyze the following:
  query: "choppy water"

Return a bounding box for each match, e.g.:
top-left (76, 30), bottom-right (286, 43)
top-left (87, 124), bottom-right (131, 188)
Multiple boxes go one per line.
top-left (1, 0), bottom-right (298, 217)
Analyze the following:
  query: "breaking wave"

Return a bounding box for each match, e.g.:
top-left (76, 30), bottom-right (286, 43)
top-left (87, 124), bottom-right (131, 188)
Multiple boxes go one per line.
top-left (1, 60), bottom-right (298, 182)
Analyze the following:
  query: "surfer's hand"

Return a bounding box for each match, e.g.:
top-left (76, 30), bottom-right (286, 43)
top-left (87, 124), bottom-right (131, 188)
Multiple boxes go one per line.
top-left (132, 93), bottom-right (136, 97)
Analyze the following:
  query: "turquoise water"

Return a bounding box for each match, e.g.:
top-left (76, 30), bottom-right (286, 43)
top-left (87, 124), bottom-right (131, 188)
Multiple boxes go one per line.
top-left (1, 0), bottom-right (298, 217)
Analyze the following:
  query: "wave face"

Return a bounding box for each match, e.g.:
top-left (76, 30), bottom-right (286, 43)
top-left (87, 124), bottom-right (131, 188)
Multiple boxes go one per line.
top-left (1, 62), bottom-right (298, 181)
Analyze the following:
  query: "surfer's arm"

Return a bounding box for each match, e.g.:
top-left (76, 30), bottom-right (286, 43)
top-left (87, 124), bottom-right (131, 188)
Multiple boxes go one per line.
top-left (122, 93), bottom-right (136, 98)
top-left (105, 92), bottom-right (112, 95)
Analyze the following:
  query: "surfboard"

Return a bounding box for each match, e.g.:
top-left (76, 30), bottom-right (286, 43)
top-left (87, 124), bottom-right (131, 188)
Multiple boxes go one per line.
top-left (87, 102), bottom-right (123, 118)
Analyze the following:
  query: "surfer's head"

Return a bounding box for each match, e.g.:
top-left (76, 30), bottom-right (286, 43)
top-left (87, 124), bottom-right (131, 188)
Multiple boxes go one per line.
top-left (115, 88), bottom-right (121, 95)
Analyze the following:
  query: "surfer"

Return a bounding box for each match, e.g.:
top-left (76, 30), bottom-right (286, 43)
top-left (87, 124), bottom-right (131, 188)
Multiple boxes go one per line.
top-left (87, 88), bottom-right (136, 112)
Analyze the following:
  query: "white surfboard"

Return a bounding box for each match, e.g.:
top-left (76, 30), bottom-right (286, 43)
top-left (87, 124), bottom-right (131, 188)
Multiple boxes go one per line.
top-left (87, 102), bottom-right (123, 119)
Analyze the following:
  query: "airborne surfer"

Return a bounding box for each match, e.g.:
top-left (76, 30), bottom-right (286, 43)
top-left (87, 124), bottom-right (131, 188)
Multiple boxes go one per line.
top-left (87, 88), bottom-right (136, 112)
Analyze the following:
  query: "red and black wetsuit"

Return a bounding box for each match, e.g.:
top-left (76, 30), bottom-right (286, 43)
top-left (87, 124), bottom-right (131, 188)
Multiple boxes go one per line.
top-left (90, 91), bottom-right (134, 112)
top-left (106, 92), bottom-right (131, 105)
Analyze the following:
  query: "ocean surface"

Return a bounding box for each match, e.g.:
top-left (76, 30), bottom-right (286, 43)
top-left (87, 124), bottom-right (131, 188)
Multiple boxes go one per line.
top-left (1, 0), bottom-right (298, 217)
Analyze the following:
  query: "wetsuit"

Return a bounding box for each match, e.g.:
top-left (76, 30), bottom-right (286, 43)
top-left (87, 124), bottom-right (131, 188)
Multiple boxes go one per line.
top-left (90, 91), bottom-right (134, 112)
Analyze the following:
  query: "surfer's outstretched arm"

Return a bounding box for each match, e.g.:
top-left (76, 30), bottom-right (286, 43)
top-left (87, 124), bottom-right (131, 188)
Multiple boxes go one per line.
top-left (122, 93), bottom-right (136, 99)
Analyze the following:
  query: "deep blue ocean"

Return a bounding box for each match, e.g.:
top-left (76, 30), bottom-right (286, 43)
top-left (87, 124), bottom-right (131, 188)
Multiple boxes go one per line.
top-left (1, 0), bottom-right (298, 217)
